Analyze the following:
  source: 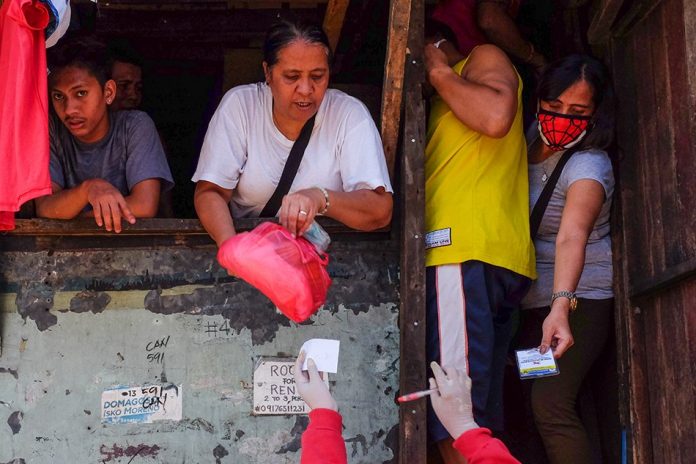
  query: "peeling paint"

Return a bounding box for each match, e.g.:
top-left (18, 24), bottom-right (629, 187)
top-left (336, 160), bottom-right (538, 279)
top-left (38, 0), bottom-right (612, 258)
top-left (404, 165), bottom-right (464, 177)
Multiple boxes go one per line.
top-left (346, 433), bottom-right (368, 457)
top-left (383, 425), bottom-right (399, 464)
top-left (369, 428), bottom-right (385, 446)
top-left (0, 368), bottom-right (18, 379)
top-left (68, 290), bottom-right (111, 313)
top-left (276, 416), bottom-right (309, 454)
top-left (15, 283), bottom-right (55, 330)
top-left (7, 411), bottom-right (22, 434)
top-left (144, 284), bottom-right (292, 345)
top-left (213, 444), bottom-right (229, 463)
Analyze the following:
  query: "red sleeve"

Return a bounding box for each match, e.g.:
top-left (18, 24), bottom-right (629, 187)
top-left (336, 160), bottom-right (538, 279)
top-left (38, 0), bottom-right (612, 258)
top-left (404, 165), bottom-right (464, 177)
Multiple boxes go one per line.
top-left (301, 409), bottom-right (347, 464)
top-left (453, 428), bottom-right (521, 464)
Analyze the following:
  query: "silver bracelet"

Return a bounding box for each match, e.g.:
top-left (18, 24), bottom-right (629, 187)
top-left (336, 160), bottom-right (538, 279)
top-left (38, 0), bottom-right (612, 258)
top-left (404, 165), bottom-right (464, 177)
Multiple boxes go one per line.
top-left (317, 187), bottom-right (330, 215)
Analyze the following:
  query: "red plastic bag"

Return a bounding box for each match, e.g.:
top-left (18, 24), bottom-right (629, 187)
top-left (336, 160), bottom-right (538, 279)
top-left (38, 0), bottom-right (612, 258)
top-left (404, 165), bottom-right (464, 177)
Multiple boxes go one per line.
top-left (217, 222), bottom-right (332, 323)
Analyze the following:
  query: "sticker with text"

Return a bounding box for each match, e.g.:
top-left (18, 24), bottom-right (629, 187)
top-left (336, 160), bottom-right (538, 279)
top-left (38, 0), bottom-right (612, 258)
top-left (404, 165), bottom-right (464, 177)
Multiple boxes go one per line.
top-left (515, 348), bottom-right (559, 379)
top-left (425, 228), bottom-right (452, 249)
top-left (101, 384), bottom-right (182, 424)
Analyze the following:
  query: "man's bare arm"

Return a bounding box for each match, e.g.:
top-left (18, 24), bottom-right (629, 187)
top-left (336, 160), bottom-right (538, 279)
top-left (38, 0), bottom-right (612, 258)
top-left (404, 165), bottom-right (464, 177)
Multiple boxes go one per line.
top-left (35, 179), bottom-right (139, 233)
top-left (124, 179), bottom-right (161, 218)
top-left (35, 182), bottom-right (92, 219)
top-left (425, 43), bottom-right (519, 138)
top-left (477, 1), bottom-right (546, 69)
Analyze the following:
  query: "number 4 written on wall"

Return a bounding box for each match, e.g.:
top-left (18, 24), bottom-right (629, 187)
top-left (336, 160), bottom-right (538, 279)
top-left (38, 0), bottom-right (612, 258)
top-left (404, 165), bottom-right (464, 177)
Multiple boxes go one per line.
top-left (204, 320), bottom-right (232, 337)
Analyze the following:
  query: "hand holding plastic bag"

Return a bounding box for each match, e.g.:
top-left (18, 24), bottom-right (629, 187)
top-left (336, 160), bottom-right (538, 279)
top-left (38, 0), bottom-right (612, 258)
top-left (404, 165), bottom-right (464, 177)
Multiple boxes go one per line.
top-left (217, 222), bottom-right (331, 323)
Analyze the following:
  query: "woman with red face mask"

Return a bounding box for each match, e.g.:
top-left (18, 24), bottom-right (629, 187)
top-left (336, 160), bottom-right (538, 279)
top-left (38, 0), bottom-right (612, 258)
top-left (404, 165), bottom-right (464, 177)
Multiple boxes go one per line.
top-left (516, 54), bottom-right (616, 464)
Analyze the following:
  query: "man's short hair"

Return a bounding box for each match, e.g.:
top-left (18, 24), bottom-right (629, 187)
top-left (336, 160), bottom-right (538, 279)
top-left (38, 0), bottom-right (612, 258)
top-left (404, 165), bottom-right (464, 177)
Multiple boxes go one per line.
top-left (47, 36), bottom-right (111, 87)
top-left (107, 40), bottom-right (144, 75)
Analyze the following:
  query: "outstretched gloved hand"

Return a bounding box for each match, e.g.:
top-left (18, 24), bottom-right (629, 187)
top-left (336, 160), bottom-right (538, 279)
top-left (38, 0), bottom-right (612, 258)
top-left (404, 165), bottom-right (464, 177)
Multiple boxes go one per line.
top-left (294, 351), bottom-right (338, 411)
top-left (429, 361), bottom-right (479, 439)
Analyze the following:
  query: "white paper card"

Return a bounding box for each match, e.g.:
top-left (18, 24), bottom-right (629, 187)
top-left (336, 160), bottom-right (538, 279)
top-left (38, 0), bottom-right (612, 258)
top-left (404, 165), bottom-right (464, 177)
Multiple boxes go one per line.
top-left (300, 338), bottom-right (340, 373)
top-left (515, 347), bottom-right (559, 379)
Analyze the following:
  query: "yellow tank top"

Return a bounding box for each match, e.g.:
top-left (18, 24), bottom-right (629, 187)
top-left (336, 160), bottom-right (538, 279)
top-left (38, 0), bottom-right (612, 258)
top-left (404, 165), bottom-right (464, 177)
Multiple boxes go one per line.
top-left (425, 57), bottom-right (536, 278)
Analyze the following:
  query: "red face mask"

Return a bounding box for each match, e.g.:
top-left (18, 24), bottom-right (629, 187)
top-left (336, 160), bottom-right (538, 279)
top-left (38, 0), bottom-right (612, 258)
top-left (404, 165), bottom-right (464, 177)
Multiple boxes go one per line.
top-left (537, 109), bottom-right (592, 151)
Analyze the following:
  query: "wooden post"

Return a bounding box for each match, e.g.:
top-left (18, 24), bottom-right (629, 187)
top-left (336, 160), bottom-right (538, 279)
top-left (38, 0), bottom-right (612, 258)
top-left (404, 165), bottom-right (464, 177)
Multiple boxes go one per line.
top-left (322, 0), bottom-right (349, 53)
top-left (399, 0), bottom-right (425, 462)
top-left (381, 0), bottom-right (412, 179)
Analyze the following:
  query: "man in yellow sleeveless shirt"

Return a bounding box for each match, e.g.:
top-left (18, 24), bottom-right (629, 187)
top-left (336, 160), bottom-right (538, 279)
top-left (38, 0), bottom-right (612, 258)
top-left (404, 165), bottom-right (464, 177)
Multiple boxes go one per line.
top-left (424, 21), bottom-right (535, 463)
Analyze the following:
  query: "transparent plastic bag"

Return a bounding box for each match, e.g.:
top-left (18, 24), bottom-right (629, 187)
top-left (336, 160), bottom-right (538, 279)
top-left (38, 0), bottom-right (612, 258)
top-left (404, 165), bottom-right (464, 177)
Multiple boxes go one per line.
top-left (303, 220), bottom-right (331, 252)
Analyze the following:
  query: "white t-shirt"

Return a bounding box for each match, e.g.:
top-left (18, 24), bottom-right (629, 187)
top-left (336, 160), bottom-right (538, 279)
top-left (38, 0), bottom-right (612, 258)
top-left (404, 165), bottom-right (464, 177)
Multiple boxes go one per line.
top-left (192, 83), bottom-right (393, 218)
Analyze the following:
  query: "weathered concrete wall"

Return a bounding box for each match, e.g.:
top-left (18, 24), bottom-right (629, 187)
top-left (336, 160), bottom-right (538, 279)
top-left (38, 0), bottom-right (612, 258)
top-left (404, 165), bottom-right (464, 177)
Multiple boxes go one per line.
top-left (0, 240), bottom-right (399, 463)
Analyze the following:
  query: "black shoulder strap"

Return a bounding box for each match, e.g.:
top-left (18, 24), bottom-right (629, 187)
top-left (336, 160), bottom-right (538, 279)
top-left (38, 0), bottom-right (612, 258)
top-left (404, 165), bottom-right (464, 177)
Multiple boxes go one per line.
top-left (529, 147), bottom-right (578, 240)
top-left (259, 115), bottom-right (316, 218)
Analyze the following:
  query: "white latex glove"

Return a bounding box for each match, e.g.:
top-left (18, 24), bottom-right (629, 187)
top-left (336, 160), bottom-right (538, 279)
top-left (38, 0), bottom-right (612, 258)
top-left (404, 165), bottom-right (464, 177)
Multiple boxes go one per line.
top-left (429, 361), bottom-right (479, 438)
top-left (294, 351), bottom-right (338, 411)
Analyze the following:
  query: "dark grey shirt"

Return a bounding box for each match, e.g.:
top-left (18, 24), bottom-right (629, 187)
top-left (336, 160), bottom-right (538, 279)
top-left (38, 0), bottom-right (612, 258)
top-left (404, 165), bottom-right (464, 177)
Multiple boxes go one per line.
top-left (49, 110), bottom-right (173, 195)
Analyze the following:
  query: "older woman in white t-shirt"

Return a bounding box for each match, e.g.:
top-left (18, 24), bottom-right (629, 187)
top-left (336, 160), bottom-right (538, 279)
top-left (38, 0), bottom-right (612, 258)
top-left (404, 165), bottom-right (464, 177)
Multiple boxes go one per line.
top-left (193, 20), bottom-right (393, 246)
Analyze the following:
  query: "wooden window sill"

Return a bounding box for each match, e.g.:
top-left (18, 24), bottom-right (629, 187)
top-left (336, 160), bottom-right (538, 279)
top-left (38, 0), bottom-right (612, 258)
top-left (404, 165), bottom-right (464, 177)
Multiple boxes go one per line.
top-left (1, 218), bottom-right (390, 251)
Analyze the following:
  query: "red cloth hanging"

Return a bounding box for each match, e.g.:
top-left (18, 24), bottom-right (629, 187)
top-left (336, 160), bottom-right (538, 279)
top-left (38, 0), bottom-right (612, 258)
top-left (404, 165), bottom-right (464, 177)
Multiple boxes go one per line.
top-left (0, 0), bottom-right (52, 231)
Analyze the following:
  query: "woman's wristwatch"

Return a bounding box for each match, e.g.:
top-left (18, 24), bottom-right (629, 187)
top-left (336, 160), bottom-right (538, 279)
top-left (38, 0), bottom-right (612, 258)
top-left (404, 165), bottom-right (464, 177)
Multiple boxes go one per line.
top-left (551, 291), bottom-right (578, 312)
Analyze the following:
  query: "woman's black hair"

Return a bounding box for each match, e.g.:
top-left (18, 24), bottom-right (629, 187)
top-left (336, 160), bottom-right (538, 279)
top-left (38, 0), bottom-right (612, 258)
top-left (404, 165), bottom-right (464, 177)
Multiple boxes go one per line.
top-left (263, 19), bottom-right (332, 67)
top-left (47, 36), bottom-right (111, 87)
top-left (537, 54), bottom-right (615, 150)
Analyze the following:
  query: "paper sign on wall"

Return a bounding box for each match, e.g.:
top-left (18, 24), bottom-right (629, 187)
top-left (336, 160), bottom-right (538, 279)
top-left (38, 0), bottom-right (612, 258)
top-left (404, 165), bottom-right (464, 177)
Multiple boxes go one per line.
top-left (101, 384), bottom-right (182, 424)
